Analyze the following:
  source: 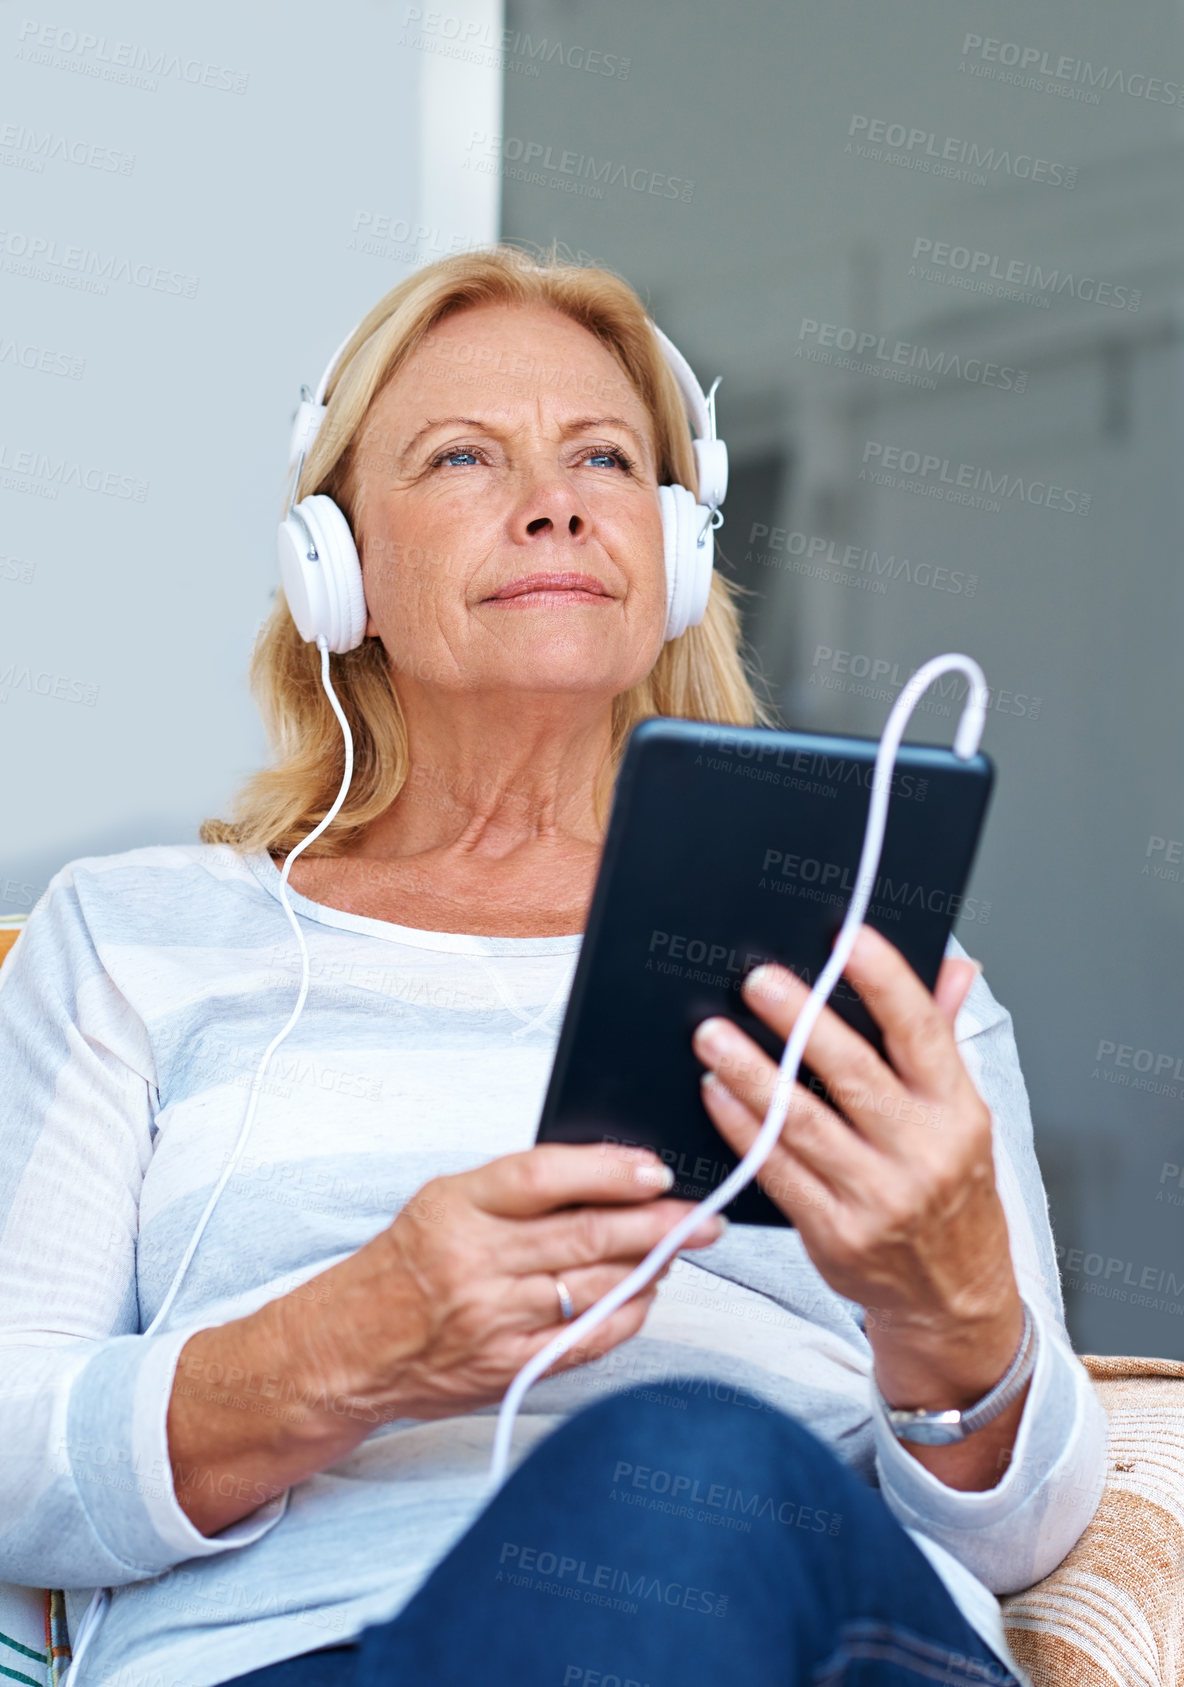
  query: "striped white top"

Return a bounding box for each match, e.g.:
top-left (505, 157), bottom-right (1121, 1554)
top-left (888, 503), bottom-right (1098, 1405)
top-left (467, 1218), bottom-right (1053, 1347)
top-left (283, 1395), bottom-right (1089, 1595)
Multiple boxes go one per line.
top-left (0, 843), bottom-right (1107, 1686)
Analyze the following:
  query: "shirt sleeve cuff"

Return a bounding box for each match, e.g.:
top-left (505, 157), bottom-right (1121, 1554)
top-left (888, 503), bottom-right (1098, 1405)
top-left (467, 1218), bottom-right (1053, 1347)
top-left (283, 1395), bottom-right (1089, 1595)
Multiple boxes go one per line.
top-left (871, 1302), bottom-right (1108, 1589)
top-left (67, 1326), bottom-right (288, 1576)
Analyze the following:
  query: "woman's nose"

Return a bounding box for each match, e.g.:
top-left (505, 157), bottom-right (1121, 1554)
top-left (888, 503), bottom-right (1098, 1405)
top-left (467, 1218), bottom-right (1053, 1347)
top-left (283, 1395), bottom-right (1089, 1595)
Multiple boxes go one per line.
top-left (511, 466), bottom-right (591, 544)
top-left (526, 511), bottom-right (582, 538)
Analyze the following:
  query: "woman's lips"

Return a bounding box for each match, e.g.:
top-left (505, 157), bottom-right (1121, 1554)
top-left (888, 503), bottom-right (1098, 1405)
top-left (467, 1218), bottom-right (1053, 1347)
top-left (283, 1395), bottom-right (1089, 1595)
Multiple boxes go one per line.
top-left (485, 571), bottom-right (611, 603)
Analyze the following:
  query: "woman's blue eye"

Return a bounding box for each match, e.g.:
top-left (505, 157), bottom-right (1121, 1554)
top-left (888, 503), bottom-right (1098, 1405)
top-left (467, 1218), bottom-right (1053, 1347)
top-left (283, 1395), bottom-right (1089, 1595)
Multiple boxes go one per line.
top-left (432, 446), bottom-right (628, 469)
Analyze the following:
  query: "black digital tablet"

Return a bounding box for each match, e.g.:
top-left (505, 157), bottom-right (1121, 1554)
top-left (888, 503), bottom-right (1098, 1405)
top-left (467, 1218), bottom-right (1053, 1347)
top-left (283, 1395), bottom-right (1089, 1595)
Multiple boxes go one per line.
top-left (534, 719), bottom-right (994, 1227)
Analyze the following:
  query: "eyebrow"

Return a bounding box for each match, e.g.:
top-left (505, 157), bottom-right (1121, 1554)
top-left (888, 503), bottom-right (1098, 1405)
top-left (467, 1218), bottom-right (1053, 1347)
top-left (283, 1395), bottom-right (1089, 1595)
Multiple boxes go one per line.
top-left (399, 413), bottom-right (651, 460)
top-left (565, 416), bottom-right (649, 451)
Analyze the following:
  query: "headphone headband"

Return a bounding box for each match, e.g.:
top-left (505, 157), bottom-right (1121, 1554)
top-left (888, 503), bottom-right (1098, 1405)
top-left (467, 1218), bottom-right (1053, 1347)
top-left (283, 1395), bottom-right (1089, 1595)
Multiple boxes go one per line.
top-left (314, 327), bottom-right (357, 406)
top-left (648, 323), bottom-right (713, 443)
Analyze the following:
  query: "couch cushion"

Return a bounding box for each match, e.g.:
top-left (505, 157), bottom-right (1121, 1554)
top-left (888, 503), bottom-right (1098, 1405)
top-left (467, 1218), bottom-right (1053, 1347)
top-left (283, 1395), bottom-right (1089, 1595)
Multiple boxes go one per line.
top-left (1002, 1357), bottom-right (1184, 1687)
top-left (0, 919), bottom-right (24, 968)
top-left (0, 1584), bottom-right (48, 1685)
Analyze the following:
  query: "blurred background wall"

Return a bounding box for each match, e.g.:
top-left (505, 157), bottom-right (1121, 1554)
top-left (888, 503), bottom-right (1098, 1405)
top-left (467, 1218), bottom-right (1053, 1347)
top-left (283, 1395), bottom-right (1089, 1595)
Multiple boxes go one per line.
top-left (493, 0), bottom-right (1184, 1355)
top-left (3, 0), bottom-right (1181, 1354)
top-left (0, 0), bottom-right (501, 886)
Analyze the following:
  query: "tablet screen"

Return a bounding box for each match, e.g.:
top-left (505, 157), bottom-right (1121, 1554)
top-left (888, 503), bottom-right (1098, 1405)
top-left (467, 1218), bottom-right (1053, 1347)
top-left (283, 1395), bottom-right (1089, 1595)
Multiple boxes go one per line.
top-left (535, 719), bottom-right (993, 1227)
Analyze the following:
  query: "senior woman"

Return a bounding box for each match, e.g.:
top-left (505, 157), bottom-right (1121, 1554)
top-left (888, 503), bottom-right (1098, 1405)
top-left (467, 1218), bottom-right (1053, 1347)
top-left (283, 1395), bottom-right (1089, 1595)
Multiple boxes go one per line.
top-left (0, 248), bottom-right (1105, 1687)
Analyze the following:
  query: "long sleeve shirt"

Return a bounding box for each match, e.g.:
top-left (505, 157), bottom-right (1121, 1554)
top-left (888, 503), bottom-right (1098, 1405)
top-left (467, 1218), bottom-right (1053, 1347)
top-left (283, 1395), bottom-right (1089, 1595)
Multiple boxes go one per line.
top-left (0, 843), bottom-right (1108, 1686)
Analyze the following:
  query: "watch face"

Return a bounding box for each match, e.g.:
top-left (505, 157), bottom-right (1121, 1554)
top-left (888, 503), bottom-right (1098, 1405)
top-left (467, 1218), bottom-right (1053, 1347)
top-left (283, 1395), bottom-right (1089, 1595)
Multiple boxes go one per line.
top-left (889, 1413), bottom-right (967, 1446)
top-left (881, 1307), bottom-right (1038, 1445)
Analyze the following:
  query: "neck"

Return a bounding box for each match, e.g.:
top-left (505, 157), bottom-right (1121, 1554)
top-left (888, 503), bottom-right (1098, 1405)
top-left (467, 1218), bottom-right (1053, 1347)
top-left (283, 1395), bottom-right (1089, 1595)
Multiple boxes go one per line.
top-left (351, 692), bottom-right (616, 865)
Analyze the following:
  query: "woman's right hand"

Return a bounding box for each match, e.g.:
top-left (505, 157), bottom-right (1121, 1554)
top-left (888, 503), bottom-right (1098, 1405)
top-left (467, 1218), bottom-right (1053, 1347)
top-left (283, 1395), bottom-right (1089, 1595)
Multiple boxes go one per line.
top-left (276, 1143), bottom-right (724, 1423)
top-left (168, 1145), bottom-right (722, 1535)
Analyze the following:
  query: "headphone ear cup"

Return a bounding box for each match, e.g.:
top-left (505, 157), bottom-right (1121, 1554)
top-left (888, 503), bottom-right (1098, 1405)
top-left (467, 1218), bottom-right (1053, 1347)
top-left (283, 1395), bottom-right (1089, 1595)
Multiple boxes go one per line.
top-left (276, 494), bottom-right (367, 652)
top-left (658, 483), bottom-right (714, 642)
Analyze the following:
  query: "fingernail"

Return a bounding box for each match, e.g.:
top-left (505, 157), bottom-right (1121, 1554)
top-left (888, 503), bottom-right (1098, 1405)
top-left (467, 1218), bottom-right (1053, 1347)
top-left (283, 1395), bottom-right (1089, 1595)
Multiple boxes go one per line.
top-left (691, 1212), bottom-right (728, 1241)
top-left (634, 1161), bottom-right (675, 1191)
top-left (745, 964), bottom-right (788, 999)
top-left (693, 1017), bottom-right (731, 1056)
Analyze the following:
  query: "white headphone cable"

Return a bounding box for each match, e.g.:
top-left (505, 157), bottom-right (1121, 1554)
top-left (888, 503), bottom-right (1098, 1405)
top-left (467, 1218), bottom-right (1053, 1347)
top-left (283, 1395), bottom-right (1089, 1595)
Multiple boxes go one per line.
top-left (63, 637), bottom-right (355, 1684)
top-left (488, 652), bottom-right (989, 1488)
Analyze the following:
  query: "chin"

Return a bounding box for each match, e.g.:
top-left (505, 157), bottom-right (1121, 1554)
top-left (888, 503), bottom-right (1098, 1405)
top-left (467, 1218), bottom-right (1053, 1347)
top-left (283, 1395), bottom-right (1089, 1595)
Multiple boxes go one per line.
top-left (486, 644), bottom-right (652, 694)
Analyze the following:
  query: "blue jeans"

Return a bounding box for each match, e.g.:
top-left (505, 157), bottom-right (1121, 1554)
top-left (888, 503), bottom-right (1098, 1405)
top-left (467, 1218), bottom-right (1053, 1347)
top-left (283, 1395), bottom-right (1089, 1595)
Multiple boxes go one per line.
top-left (222, 1386), bottom-right (1020, 1685)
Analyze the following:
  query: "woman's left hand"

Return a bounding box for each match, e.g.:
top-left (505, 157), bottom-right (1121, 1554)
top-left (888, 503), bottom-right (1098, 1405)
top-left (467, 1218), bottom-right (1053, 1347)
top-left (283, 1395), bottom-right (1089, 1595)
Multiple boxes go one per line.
top-left (691, 925), bottom-right (1028, 1485)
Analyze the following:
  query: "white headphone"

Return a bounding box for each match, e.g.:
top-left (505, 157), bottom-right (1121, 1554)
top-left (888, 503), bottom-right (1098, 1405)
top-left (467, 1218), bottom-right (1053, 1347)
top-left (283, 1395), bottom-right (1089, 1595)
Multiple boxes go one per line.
top-left (276, 317), bottom-right (729, 649)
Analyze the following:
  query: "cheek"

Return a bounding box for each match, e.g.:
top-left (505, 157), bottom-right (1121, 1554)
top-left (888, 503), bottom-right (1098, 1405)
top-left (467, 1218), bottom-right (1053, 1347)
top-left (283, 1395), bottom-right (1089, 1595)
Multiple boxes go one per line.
top-left (640, 502), bottom-right (667, 566)
top-left (638, 507), bottom-right (672, 631)
top-left (359, 500), bottom-right (478, 610)
top-left (605, 494), bottom-right (666, 594)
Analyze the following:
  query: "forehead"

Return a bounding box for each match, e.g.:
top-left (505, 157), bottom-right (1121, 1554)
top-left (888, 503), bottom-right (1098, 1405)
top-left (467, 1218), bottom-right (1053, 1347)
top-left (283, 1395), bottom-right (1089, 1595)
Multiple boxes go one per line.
top-left (379, 301), bottom-right (648, 426)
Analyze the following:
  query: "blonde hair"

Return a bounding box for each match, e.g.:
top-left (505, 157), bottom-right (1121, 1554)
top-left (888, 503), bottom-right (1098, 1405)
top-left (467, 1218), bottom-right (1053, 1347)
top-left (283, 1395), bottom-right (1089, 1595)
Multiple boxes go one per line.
top-left (200, 245), bottom-right (776, 858)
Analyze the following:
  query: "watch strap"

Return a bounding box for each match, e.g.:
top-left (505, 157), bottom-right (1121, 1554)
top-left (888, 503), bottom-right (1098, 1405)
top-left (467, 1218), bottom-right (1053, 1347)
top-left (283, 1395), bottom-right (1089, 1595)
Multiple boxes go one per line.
top-left (876, 1303), bottom-right (1037, 1446)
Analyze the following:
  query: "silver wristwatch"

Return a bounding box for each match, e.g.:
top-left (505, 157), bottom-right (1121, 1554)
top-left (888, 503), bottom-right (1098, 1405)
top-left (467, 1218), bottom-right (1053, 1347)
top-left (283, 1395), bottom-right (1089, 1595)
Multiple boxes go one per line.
top-left (874, 1303), bottom-right (1037, 1446)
